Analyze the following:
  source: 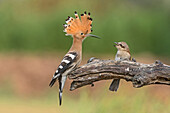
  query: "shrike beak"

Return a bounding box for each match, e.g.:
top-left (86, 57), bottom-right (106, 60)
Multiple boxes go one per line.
top-left (86, 34), bottom-right (101, 39)
top-left (114, 42), bottom-right (118, 47)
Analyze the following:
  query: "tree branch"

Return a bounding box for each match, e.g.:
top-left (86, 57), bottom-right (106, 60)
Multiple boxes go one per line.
top-left (68, 58), bottom-right (170, 91)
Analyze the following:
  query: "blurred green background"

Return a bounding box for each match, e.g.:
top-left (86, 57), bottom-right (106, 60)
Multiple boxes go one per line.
top-left (0, 0), bottom-right (170, 113)
top-left (0, 0), bottom-right (170, 55)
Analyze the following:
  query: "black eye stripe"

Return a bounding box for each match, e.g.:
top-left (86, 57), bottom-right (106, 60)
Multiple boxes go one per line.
top-left (81, 33), bottom-right (84, 35)
top-left (119, 44), bottom-right (125, 48)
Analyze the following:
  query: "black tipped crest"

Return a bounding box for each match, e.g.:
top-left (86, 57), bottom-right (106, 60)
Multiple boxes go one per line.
top-left (64, 11), bottom-right (93, 35)
top-left (74, 11), bottom-right (77, 14)
top-left (89, 18), bottom-right (92, 21)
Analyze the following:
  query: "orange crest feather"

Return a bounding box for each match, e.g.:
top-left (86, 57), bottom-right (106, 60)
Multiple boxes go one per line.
top-left (63, 11), bottom-right (92, 36)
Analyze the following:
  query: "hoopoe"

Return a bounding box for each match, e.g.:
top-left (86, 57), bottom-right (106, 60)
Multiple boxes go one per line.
top-left (109, 42), bottom-right (131, 92)
top-left (49, 11), bottom-right (100, 105)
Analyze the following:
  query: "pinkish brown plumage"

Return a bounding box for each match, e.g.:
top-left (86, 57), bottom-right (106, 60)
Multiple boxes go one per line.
top-left (49, 11), bottom-right (100, 106)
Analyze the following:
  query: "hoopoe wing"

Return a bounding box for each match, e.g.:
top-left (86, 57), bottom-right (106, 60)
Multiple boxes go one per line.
top-left (49, 52), bottom-right (78, 87)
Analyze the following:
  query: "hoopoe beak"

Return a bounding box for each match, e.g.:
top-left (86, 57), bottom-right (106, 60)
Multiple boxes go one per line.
top-left (85, 34), bottom-right (101, 39)
top-left (114, 42), bottom-right (118, 47)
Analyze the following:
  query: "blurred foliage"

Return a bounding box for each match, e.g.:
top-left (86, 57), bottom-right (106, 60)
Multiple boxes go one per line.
top-left (0, 87), bottom-right (170, 113)
top-left (0, 0), bottom-right (170, 56)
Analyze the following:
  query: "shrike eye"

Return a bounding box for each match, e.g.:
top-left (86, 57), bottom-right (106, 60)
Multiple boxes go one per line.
top-left (119, 44), bottom-right (125, 48)
top-left (81, 33), bottom-right (84, 35)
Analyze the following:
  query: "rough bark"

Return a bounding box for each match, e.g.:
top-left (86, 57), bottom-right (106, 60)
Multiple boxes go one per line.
top-left (68, 58), bottom-right (170, 91)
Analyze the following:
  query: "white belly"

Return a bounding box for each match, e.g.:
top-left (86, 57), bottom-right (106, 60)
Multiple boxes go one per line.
top-left (115, 51), bottom-right (130, 61)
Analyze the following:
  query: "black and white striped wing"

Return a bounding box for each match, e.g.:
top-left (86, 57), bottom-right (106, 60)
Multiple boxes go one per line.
top-left (49, 52), bottom-right (78, 87)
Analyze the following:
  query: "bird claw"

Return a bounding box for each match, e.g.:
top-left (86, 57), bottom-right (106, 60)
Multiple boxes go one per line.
top-left (132, 58), bottom-right (137, 62)
top-left (87, 57), bottom-right (100, 63)
top-left (91, 83), bottom-right (94, 87)
top-left (155, 60), bottom-right (163, 66)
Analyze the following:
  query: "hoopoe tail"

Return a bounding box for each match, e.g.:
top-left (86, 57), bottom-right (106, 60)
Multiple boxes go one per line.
top-left (58, 76), bottom-right (67, 106)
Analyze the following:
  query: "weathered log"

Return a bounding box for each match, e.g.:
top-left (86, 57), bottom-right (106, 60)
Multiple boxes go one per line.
top-left (68, 58), bottom-right (170, 91)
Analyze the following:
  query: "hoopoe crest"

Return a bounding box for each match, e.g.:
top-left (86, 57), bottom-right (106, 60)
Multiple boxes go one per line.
top-left (63, 11), bottom-right (100, 39)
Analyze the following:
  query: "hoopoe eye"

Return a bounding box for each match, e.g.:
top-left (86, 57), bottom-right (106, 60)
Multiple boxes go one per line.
top-left (81, 33), bottom-right (84, 35)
